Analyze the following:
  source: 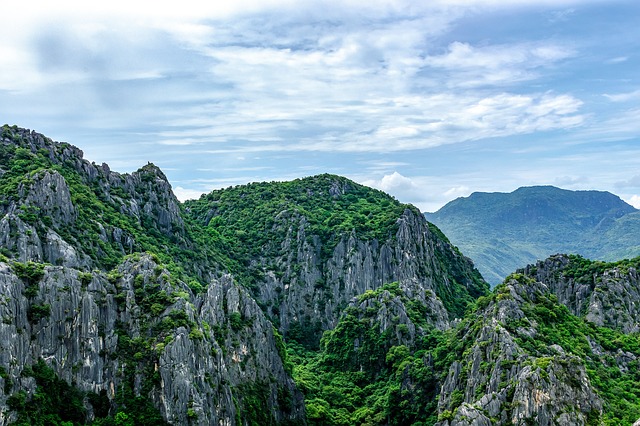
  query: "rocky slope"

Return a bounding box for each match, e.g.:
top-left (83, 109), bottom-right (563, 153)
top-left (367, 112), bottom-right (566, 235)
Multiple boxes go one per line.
top-left (519, 254), bottom-right (640, 333)
top-left (3, 125), bottom-right (639, 425)
top-left (293, 257), bottom-right (640, 425)
top-left (425, 186), bottom-right (640, 284)
top-left (0, 126), bottom-right (303, 425)
top-left (0, 125), bottom-right (488, 425)
top-left (433, 275), bottom-right (604, 426)
top-left (0, 255), bottom-right (303, 425)
top-left (184, 175), bottom-right (488, 347)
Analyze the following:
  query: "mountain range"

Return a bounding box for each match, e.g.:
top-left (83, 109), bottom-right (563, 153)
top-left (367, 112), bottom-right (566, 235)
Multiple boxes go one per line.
top-left (425, 186), bottom-right (640, 284)
top-left (0, 125), bottom-right (639, 425)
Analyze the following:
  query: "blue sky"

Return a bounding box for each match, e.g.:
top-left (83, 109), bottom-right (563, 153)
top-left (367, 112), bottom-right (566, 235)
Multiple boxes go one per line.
top-left (1, 0), bottom-right (639, 212)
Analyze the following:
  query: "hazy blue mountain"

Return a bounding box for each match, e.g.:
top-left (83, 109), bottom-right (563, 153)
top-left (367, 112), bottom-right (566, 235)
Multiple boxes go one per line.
top-left (425, 186), bottom-right (640, 284)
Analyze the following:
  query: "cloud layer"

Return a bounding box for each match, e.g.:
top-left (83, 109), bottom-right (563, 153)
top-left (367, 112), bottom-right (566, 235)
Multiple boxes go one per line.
top-left (1, 0), bottom-right (639, 211)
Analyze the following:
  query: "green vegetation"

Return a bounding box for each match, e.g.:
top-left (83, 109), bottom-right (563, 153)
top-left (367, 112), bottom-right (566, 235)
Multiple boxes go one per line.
top-left (512, 293), bottom-right (640, 425)
top-left (0, 126), bottom-right (221, 290)
top-left (183, 174), bottom-right (409, 292)
top-left (12, 261), bottom-right (46, 287)
top-left (7, 359), bottom-right (167, 426)
top-left (8, 359), bottom-right (87, 426)
top-left (560, 254), bottom-right (640, 284)
top-left (289, 283), bottom-right (444, 426)
top-left (186, 174), bottom-right (407, 255)
top-left (288, 259), bottom-right (640, 425)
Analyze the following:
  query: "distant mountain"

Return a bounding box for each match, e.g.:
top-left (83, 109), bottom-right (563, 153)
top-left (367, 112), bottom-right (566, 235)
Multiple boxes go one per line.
top-left (425, 186), bottom-right (640, 284)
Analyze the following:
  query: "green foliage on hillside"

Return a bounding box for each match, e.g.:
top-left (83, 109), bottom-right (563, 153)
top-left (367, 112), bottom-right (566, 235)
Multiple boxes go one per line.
top-left (183, 175), bottom-right (408, 275)
top-left (290, 283), bottom-right (444, 426)
top-left (8, 358), bottom-right (167, 426)
top-left (560, 254), bottom-right (640, 283)
top-left (8, 359), bottom-right (87, 426)
top-left (290, 260), bottom-right (640, 425)
top-left (511, 292), bottom-right (640, 425)
top-left (0, 126), bottom-right (222, 290)
top-left (429, 231), bottom-right (488, 319)
top-left (6, 126), bottom-right (640, 425)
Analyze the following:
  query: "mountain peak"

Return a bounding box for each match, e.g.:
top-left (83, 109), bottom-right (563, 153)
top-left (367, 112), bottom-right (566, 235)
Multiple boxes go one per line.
top-left (426, 185), bottom-right (640, 284)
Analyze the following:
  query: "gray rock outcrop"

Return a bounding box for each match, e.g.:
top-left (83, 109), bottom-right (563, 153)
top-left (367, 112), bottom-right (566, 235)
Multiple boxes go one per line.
top-left (0, 255), bottom-right (304, 425)
top-left (434, 277), bottom-right (603, 426)
top-left (521, 254), bottom-right (640, 333)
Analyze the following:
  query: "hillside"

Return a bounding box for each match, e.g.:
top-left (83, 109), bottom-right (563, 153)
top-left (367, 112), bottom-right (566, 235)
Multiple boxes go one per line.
top-left (425, 186), bottom-right (640, 284)
top-left (183, 175), bottom-right (488, 347)
top-left (0, 125), bottom-right (487, 425)
top-left (0, 126), bottom-right (305, 425)
top-left (292, 254), bottom-right (640, 425)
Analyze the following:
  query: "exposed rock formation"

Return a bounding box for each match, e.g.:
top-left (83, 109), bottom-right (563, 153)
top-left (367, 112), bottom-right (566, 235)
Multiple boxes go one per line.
top-left (521, 254), bottom-right (640, 333)
top-left (434, 277), bottom-right (603, 426)
top-left (259, 208), bottom-right (476, 335)
top-left (0, 255), bottom-right (303, 425)
top-left (0, 126), bottom-right (303, 425)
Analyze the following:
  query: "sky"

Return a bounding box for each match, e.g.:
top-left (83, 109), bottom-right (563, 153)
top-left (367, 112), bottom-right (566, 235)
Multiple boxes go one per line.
top-left (1, 0), bottom-right (639, 212)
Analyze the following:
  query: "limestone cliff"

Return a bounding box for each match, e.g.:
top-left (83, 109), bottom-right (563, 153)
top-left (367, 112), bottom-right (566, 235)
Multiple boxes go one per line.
top-left (6, 125), bottom-right (638, 425)
top-left (0, 126), bottom-right (303, 425)
top-left (433, 276), bottom-right (603, 426)
top-left (520, 254), bottom-right (640, 333)
top-left (184, 175), bottom-right (488, 347)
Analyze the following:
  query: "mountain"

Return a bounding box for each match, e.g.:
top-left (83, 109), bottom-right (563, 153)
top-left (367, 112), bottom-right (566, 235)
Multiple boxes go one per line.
top-left (2, 125), bottom-right (640, 425)
top-left (0, 126), bottom-right (304, 425)
top-left (425, 186), bottom-right (640, 284)
top-left (0, 125), bottom-right (487, 425)
top-left (183, 175), bottom-right (488, 348)
top-left (294, 254), bottom-right (640, 425)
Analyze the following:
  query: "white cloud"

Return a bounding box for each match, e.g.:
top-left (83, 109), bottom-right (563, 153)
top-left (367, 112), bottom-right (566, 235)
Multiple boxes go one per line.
top-left (604, 90), bottom-right (640, 103)
top-left (361, 172), bottom-right (424, 202)
top-left (444, 185), bottom-right (471, 198)
top-left (606, 56), bottom-right (629, 64)
top-left (172, 186), bottom-right (206, 202)
top-left (425, 41), bottom-right (575, 87)
top-left (1, 0), bottom-right (636, 217)
top-left (575, 108), bottom-right (640, 143)
top-left (378, 172), bottom-right (419, 193)
top-left (626, 195), bottom-right (640, 209)
top-left (547, 8), bottom-right (576, 23)
top-left (0, 0), bottom-right (587, 155)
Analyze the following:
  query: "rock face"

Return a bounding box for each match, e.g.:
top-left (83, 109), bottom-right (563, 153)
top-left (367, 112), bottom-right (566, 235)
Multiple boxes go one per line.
top-left (0, 126), bottom-right (304, 425)
top-left (0, 127), bottom-right (192, 275)
top-left (0, 254), bottom-right (303, 425)
top-left (520, 254), bottom-right (640, 333)
top-left (185, 177), bottom-right (488, 347)
top-left (7, 125), bottom-right (638, 425)
top-left (0, 126), bottom-right (488, 424)
top-left (433, 277), bottom-right (603, 426)
top-left (259, 208), bottom-right (480, 336)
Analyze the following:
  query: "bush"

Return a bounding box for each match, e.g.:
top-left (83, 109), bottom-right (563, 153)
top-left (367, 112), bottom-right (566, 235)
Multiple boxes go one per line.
top-left (27, 304), bottom-right (51, 323)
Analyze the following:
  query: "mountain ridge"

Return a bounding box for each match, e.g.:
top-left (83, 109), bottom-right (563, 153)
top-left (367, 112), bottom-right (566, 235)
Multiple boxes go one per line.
top-left (425, 185), bottom-right (640, 284)
top-left (0, 125), bottom-right (487, 425)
